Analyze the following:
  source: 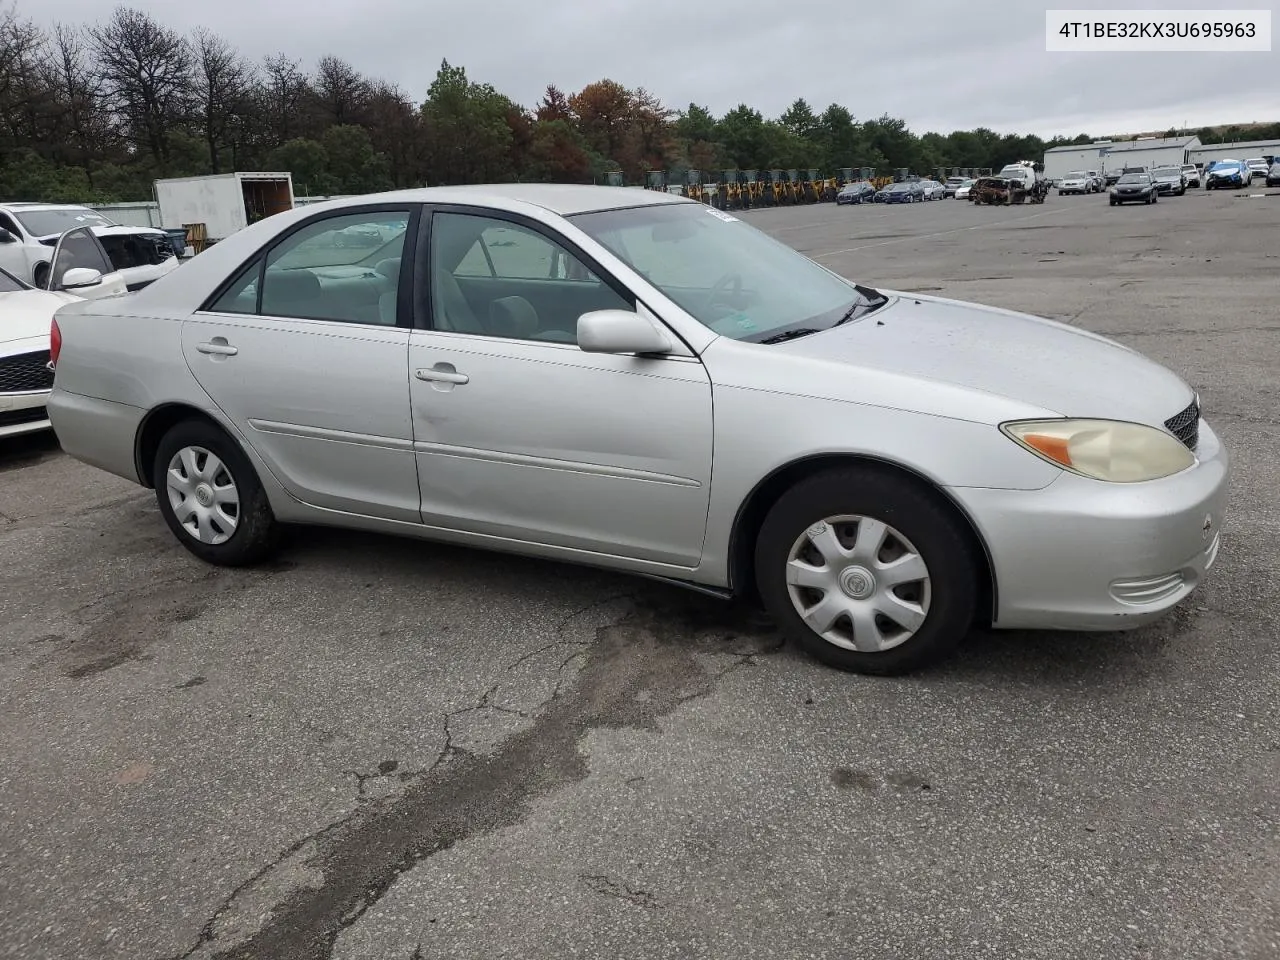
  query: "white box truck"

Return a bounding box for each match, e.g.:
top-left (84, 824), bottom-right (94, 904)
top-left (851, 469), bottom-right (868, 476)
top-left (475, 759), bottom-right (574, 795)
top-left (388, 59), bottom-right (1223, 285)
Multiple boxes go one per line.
top-left (153, 172), bottom-right (295, 250)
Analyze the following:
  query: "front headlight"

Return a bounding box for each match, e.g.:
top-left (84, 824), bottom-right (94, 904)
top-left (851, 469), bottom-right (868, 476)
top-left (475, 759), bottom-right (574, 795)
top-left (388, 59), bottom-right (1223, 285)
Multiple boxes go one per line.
top-left (1001, 419), bottom-right (1195, 482)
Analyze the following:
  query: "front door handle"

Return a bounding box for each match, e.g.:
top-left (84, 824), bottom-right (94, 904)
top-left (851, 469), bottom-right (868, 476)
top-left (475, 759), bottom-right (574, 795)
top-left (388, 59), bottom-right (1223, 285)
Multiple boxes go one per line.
top-left (196, 340), bottom-right (238, 356)
top-left (415, 366), bottom-right (469, 385)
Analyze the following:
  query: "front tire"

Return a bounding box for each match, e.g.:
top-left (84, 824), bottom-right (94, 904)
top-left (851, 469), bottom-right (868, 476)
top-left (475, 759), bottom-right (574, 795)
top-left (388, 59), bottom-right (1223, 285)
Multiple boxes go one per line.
top-left (754, 467), bottom-right (979, 676)
top-left (152, 419), bottom-right (280, 567)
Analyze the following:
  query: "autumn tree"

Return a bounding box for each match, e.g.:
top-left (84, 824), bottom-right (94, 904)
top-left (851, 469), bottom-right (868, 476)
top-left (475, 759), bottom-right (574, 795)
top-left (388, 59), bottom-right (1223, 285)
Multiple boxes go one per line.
top-left (524, 119), bottom-right (591, 182)
top-left (311, 54), bottom-right (368, 130)
top-left (0, 5), bottom-right (57, 154)
top-left (568, 79), bottom-right (633, 159)
top-left (420, 59), bottom-right (513, 185)
top-left (48, 23), bottom-right (107, 176)
top-left (259, 53), bottom-right (309, 145)
top-left (364, 81), bottom-right (423, 187)
top-left (535, 84), bottom-right (571, 123)
top-left (190, 27), bottom-right (250, 172)
top-left (90, 5), bottom-right (192, 171)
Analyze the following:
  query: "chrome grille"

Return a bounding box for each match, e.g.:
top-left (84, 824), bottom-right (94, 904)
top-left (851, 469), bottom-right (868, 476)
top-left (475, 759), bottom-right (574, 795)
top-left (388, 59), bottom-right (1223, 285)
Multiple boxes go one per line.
top-left (1164, 398), bottom-right (1200, 450)
top-left (0, 350), bottom-right (53, 394)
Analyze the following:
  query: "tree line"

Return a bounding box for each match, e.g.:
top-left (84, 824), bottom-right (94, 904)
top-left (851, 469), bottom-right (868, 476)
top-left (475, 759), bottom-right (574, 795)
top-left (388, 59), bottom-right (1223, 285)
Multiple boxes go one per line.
top-left (3, 3), bottom-right (1277, 204)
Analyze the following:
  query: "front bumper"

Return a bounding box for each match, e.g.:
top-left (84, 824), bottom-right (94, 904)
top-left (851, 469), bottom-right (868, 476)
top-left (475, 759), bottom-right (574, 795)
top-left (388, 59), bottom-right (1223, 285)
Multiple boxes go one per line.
top-left (949, 419), bottom-right (1230, 631)
top-left (0, 389), bottom-right (51, 438)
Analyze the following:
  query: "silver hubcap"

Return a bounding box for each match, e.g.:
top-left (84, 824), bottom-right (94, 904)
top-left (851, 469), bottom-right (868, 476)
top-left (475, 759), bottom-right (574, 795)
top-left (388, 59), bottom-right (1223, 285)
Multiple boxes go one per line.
top-left (166, 445), bottom-right (240, 545)
top-left (785, 515), bottom-right (931, 653)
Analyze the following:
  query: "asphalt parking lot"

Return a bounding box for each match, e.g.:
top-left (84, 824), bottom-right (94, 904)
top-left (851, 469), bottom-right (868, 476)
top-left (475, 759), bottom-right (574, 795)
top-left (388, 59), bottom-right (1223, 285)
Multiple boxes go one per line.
top-left (3, 188), bottom-right (1279, 960)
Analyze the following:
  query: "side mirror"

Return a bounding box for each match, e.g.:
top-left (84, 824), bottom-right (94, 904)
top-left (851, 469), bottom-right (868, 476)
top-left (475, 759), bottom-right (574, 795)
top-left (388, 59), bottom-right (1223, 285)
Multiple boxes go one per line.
top-left (58, 267), bottom-right (103, 290)
top-left (0, 228), bottom-right (14, 243)
top-left (577, 309), bottom-right (673, 356)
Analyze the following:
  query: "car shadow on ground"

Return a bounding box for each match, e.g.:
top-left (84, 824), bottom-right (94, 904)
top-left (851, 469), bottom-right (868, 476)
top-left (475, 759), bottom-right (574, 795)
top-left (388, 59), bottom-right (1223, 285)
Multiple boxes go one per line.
top-left (0, 432), bottom-right (61, 473)
top-left (268, 524), bottom-right (1173, 689)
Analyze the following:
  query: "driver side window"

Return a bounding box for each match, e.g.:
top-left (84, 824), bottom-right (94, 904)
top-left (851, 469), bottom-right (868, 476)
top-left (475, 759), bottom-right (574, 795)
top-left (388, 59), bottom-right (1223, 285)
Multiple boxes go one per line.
top-left (429, 212), bottom-right (630, 343)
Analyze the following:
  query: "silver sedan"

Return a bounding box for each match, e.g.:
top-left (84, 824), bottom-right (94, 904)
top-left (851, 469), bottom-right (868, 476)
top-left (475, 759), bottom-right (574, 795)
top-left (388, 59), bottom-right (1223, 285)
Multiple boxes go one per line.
top-left (45, 185), bottom-right (1230, 675)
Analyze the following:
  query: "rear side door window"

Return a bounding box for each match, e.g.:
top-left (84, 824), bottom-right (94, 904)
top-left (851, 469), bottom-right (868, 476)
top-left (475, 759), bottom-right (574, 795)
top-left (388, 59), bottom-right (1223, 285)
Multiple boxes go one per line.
top-left (207, 209), bottom-right (412, 326)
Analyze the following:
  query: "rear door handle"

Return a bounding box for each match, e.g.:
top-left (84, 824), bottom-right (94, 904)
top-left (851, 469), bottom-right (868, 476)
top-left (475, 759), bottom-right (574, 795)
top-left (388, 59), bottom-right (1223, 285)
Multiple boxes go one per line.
top-left (196, 340), bottom-right (238, 356)
top-left (415, 367), bottom-right (468, 385)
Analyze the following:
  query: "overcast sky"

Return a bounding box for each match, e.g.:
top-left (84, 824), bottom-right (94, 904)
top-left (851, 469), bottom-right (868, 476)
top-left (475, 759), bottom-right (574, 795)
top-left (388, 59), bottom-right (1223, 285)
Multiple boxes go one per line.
top-left (22, 0), bottom-right (1276, 139)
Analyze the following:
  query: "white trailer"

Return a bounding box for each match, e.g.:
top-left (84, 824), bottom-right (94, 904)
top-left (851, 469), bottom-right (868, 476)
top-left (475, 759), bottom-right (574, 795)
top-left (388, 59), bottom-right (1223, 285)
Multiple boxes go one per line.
top-left (153, 172), bottom-right (295, 247)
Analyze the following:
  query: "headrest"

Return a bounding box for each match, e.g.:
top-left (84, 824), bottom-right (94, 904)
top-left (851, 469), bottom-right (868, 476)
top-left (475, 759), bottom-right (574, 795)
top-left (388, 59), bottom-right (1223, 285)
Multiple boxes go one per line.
top-left (374, 258), bottom-right (401, 281)
top-left (488, 296), bottom-right (539, 339)
top-left (265, 268), bottom-right (322, 300)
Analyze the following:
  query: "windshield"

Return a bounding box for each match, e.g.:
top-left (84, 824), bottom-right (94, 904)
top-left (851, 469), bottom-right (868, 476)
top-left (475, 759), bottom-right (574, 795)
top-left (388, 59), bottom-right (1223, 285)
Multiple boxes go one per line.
top-left (1066, 171), bottom-right (1086, 178)
top-left (13, 207), bottom-right (115, 237)
top-left (569, 202), bottom-right (880, 343)
top-left (1153, 167), bottom-right (1179, 176)
top-left (1117, 174), bottom-right (1148, 184)
top-left (0, 266), bottom-right (27, 293)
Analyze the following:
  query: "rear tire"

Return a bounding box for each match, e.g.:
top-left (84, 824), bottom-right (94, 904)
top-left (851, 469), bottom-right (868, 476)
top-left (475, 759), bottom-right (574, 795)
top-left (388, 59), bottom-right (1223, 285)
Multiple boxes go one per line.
top-left (754, 467), bottom-right (978, 676)
top-left (152, 419), bottom-right (280, 567)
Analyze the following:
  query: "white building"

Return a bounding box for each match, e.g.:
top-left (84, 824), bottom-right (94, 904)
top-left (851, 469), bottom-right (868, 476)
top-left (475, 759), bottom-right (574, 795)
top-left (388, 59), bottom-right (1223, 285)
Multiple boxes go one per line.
top-left (1042, 141), bottom-right (1118, 182)
top-left (1187, 139), bottom-right (1280, 168)
top-left (1043, 135), bottom-right (1201, 181)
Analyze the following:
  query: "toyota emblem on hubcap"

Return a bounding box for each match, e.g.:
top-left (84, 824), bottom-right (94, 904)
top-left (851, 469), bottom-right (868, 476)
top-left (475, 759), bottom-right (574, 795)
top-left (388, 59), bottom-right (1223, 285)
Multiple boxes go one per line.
top-left (839, 566), bottom-right (876, 600)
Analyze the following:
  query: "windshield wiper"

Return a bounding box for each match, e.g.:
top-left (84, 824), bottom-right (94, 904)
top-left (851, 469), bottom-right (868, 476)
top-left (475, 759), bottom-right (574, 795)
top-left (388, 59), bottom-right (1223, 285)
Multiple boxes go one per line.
top-left (832, 284), bottom-right (890, 326)
top-left (759, 327), bottom-right (822, 344)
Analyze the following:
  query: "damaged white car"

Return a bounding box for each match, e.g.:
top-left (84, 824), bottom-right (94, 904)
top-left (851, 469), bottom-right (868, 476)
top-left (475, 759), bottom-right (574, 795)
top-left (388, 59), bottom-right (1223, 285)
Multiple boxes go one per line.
top-left (0, 202), bottom-right (180, 293)
top-left (2, 230), bottom-right (128, 438)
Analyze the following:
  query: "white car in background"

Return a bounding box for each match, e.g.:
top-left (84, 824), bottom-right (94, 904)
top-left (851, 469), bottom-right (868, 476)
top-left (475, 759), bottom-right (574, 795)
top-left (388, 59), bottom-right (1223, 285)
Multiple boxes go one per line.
top-left (1182, 164), bottom-right (1201, 188)
top-left (1, 230), bottom-right (127, 438)
top-left (0, 202), bottom-right (180, 292)
top-left (954, 179), bottom-right (975, 199)
top-left (1057, 171), bottom-right (1092, 195)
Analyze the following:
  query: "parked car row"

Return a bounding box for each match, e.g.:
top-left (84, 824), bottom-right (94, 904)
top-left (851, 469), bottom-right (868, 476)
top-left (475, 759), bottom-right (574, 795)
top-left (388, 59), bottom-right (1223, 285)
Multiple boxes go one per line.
top-left (836, 178), bottom-right (960, 206)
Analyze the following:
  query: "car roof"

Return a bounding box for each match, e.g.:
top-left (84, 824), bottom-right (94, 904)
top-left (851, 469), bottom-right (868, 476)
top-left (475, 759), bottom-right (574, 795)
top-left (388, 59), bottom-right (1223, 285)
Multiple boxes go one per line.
top-left (302, 184), bottom-right (693, 217)
top-left (0, 202), bottom-right (95, 211)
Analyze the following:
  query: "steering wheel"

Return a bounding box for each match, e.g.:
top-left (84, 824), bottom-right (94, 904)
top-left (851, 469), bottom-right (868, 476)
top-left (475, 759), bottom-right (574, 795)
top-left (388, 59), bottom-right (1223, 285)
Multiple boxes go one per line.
top-left (702, 271), bottom-right (744, 315)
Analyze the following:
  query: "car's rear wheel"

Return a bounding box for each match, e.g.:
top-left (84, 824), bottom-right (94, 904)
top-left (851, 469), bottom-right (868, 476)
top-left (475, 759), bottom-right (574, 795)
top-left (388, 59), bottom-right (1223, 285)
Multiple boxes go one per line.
top-left (152, 419), bottom-right (280, 567)
top-left (754, 468), bottom-right (978, 676)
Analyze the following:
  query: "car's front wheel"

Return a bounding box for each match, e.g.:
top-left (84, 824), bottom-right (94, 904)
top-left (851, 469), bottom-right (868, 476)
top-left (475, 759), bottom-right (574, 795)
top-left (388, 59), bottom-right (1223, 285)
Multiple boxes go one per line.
top-left (754, 467), bottom-right (979, 676)
top-left (152, 419), bottom-right (280, 567)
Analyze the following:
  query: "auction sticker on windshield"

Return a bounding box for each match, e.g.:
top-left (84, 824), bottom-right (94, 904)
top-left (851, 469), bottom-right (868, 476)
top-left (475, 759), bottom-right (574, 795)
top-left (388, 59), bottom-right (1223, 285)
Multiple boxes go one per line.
top-left (705, 208), bottom-right (739, 223)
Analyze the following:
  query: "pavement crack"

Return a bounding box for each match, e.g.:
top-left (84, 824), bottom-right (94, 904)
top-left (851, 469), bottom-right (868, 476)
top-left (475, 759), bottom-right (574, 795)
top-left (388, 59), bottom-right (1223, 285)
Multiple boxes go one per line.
top-left (176, 590), bottom-right (778, 960)
top-left (579, 873), bottom-right (660, 910)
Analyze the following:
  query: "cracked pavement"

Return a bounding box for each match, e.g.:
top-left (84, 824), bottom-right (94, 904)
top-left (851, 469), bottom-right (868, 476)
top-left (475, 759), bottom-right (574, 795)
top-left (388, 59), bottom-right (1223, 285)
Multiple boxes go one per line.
top-left (2, 191), bottom-right (1278, 960)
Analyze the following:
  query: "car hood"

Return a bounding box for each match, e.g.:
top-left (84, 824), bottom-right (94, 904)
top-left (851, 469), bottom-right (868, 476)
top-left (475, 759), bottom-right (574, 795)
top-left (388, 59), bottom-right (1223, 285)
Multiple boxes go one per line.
top-left (1, 289), bottom-right (81, 348)
top-left (756, 292), bottom-right (1194, 425)
top-left (32, 224), bottom-right (166, 242)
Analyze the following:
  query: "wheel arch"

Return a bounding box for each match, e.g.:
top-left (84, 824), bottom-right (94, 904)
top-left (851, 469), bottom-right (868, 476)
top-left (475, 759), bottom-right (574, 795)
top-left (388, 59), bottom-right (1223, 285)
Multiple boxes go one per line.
top-left (726, 453), bottom-right (997, 626)
top-left (134, 402), bottom-right (231, 488)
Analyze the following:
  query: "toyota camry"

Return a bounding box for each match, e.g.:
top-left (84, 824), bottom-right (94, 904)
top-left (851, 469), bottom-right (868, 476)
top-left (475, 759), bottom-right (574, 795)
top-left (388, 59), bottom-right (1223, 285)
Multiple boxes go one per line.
top-left (45, 185), bottom-right (1229, 676)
